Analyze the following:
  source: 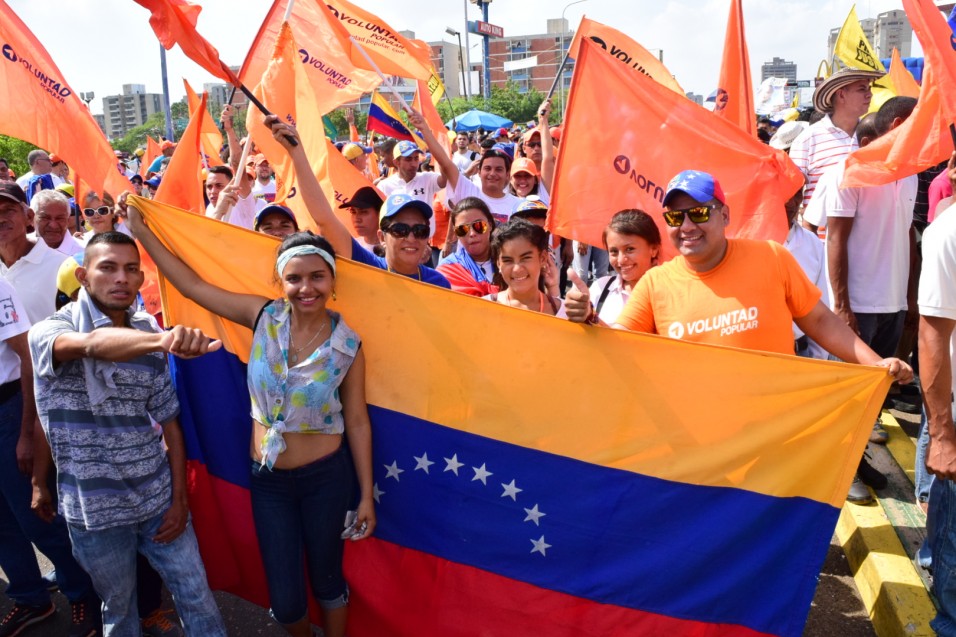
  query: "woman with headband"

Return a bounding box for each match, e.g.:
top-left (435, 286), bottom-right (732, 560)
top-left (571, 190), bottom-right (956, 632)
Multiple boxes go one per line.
top-left (125, 206), bottom-right (374, 637)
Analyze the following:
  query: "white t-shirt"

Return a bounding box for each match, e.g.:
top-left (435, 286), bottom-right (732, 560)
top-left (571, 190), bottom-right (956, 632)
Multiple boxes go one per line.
top-left (206, 194), bottom-right (258, 230)
top-left (379, 172), bottom-right (444, 236)
top-left (0, 278), bottom-right (30, 385)
top-left (452, 150), bottom-right (478, 174)
top-left (0, 239), bottom-right (68, 324)
top-left (251, 179), bottom-right (277, 205)
top-left (448, 177), bottom-right (522, 225)
top-left (918, 202), bottom-right (956, 408)
top-left (589, 275), bottom-right (629, 325)
top-left (815, 161), bottom-right (915, 313)
top-left (783, 222), bottom-right (828, 359)
top-left (29, 230), bottom-right (83, 257)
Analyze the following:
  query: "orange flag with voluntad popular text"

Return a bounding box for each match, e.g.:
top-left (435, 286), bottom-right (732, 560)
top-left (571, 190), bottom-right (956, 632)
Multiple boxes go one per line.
top-left (133, 0), bottom-right (238, 84)
top-left (549, 39), bottom-right (802, 260)
top-left (154, 92), bottom-right (208, 214)
top-left (714, 0), bottom-right (755, 136)
top-left (141, 136), bottom-right (162, 177)
top-left (568, 17), bottom-right (683, 95)
top-left (0, 1), bottom-right (130, 198)
top-left (183, 79), bottom-right (223, 167)
top-left (843, 0), bottom-right (956, 188)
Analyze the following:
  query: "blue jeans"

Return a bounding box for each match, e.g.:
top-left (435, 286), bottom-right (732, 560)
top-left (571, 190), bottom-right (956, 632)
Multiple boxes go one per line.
top-left (930, 478), bottom-right (956, 635)
top-left (250, 445), bottom-right (354, 624)
top-left (0, 391), bottom-right (95, 606)
top-left (917, 409), bottom-right (940, 569)
top-left (571, 242), bottom-right (610, 285)
top-left (68, 513), bottom-right (225, 637)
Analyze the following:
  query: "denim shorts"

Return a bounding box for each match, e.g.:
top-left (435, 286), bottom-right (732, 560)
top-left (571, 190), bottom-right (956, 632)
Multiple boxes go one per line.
top-left (250, 445), bottom-right (354, 624)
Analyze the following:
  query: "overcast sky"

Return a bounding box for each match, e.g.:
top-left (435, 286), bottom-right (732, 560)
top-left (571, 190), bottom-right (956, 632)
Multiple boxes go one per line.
top-left (6, 0), bottom-right (919, 115)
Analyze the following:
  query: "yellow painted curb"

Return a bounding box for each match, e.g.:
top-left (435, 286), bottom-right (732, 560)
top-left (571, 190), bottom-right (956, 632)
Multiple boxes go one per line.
top-left (836, 500), bottom-right (937, 637)
top-left (882, 411), bottom-right (917, 487)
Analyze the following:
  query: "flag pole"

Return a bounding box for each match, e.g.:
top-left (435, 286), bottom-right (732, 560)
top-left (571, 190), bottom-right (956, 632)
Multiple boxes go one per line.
top-left (546, 47), bottom-right (572, 103)
top-left (349, 36), bottom-right (412, 112)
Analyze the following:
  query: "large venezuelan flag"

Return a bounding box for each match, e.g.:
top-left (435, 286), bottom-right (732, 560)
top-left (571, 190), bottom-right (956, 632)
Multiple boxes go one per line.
top-left (132, 195), bottom-right (891, 637)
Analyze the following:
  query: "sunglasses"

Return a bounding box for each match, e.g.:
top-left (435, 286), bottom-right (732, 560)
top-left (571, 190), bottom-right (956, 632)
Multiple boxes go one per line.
top-left (454, 220), bottom-right (490, 237)
top-left (525, 141), bottom-right (542, 149)
top-left (662, 204), bottom-right (716, 228)
top-left (83, 206), bottom-right (112, 217)
top-left (385, 222), bottom-right (430, 239)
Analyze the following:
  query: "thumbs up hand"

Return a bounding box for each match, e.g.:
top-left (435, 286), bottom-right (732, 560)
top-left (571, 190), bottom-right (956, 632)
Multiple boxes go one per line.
top-left (565, 268), bottom-right (594, 323)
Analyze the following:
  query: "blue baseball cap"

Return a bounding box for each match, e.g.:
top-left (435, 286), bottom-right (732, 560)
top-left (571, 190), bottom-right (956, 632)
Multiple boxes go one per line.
top-left (662, 170), bottom-right (726, 207)
top-left (393, 140), bottom-right (422, 159)
top-left (144, 176), bottom-right (162, 189)
top-left (380, 193), bottom-right (432, 223)
top-left (254, 204), bottom-right (298, 230)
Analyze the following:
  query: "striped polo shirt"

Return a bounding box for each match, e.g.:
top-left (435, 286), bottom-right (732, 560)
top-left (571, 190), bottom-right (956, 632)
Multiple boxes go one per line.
top-left (787, 115), bottom-right (858, 204)
top-left (29, 304), bottom-right (180, 531)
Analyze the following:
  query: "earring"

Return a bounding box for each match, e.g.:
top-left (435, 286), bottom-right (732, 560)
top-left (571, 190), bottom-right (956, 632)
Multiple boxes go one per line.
top-left (332, 290), bottom-right (337, 300)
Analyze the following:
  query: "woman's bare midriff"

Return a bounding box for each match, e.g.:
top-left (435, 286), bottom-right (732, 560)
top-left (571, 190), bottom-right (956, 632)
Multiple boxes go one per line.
top-left (251, 420), bottom-right (343, 469)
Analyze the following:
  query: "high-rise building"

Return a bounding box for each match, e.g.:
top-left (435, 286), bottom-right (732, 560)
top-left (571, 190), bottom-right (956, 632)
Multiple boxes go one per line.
top-left (874, 10), bottom-right (912, 58)
top-left (761, 57), bottom-right (797, 82)
top-left (203, 67), bottom-right (247, 113)
top-left (685, 93), bottom-right (704, 106)
top-left (427, 40), bottom-right (465, 99)
top-left (101, 84), bottom-right (163, 141)
top-left (482, 18), bottom-right (575, 95)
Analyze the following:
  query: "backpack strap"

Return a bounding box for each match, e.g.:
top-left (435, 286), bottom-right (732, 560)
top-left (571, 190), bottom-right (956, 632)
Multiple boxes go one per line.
top-left (594, 276), bottom-right (617, 316)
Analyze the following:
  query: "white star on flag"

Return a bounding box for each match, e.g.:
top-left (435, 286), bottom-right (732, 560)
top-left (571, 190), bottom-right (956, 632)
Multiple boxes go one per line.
top-left (501, 480), bottom-right (522, 501)
top-left (523, 504), bottom-right (545, 526)
top-left (530, 535), bottom-right (551, 557)
top-left (413, 452), bottom-right (435, 473)
top-left (384, 461), bottom-right (404, 481)
top-left (444, 454), bottom-right (464, 476)
top-left (373, 483), bottom-right (384, 503)
top-left (472, 463), bottom-right (493, 485)
top-left (676, 179), bottom-right (690, 189)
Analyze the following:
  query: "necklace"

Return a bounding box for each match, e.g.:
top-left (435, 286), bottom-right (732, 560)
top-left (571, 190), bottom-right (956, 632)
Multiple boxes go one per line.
top-left (289, 319), bottom-right (328, 364)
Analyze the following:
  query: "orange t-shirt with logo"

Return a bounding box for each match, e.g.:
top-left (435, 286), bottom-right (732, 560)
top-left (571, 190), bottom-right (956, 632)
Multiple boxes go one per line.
top-left (616, 239), bottom-right (821, 355)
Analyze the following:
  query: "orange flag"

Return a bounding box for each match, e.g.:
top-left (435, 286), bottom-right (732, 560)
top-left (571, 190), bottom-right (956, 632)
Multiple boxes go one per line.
top-left (886, 48), bottom-right (920, 98)
top-left (141, 136), bottom-right (162, 177)
top-left (568, 17), bottom-right (683, 95)
top-left (549, 39), bottom-right (802, 260)
top-left (133, 0), bottom-right (238, 84)
top-left (843, 0), bottom-right (956, 187)
top-left (184, 79), bottom-right (223, 167)
top-left (0, 1), bottom-right (130, 198)
top-left (714, 0), bottom-right (755, 136)
top-left (155, 93), bottom-right (207, 214)
top-left (318, 138), bottom-right (383, 233)
top-left (412, 78), bottom-right (450, 157)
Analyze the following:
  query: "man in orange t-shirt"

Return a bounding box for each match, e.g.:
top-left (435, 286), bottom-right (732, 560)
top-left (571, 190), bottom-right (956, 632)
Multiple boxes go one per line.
top-left (566, 170), bottom-right (912, 372)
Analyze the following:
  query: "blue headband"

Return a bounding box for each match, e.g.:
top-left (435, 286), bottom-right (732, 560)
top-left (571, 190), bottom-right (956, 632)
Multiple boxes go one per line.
top-left (276, 245), bottom-right (336, 276)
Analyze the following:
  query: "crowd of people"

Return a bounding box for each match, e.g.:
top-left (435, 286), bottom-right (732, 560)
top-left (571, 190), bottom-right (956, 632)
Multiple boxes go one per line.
top-left (2, 62), bottom-right (956, 637)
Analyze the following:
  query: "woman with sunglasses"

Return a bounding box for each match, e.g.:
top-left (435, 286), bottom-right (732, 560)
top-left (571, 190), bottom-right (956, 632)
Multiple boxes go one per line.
top-left (484, 218), bottom-right (565, 317)
top-left (76, 191), bottom-right (129, 245)
top-left (265, 117), bottom-right (450, 289)
top-left (436, 197), bottom-right (497, 296)
top-left (126, 205), bottom-right (376, 637)
top-left (583, 210), bottom-right (662, 326)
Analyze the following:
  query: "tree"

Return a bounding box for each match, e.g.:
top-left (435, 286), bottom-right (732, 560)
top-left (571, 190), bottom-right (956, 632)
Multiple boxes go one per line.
top-left (0, 136), bottom-right (39, 177)
top-left (436, 82), bottom-right (553, 130)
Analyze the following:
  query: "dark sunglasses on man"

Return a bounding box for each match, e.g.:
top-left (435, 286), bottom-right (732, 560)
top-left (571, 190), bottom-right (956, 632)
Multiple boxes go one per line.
top-left (384, 222), bottom-right (430, 239)
top-left (662, 204), bottom-right (717, 228)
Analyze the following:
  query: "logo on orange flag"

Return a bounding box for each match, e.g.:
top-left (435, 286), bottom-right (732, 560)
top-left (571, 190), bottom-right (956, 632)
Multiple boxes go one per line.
top-left (714, 0), bottom-right (755, 136)
top-left (568, 17), bottom-right (683, 95)
top-left (549, 39), bottom-right (802, 260)
top-left (0, 1), bottom-right (130, 198)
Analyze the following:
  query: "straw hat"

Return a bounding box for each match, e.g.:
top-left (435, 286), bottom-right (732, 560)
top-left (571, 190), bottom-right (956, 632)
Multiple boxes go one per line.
top-left (769, 121), bottom-right (809, 151)
top-left (812, 68), bottom-right (884, 113)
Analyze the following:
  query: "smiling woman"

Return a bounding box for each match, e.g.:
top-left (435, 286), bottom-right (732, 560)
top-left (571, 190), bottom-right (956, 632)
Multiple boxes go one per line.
top-left (125, 201), bottom-right (377, 637)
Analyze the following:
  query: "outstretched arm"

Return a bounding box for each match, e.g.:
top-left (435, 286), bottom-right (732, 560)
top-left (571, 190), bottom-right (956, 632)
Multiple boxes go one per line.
top-left (265, 116), bottom-right (355, 260)
top-left (126, 204), bottom-right (267, 328)
top-left (409, 109), bottom-right (458, 190)
top-left (538, 100), bottom-right (556, 192)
